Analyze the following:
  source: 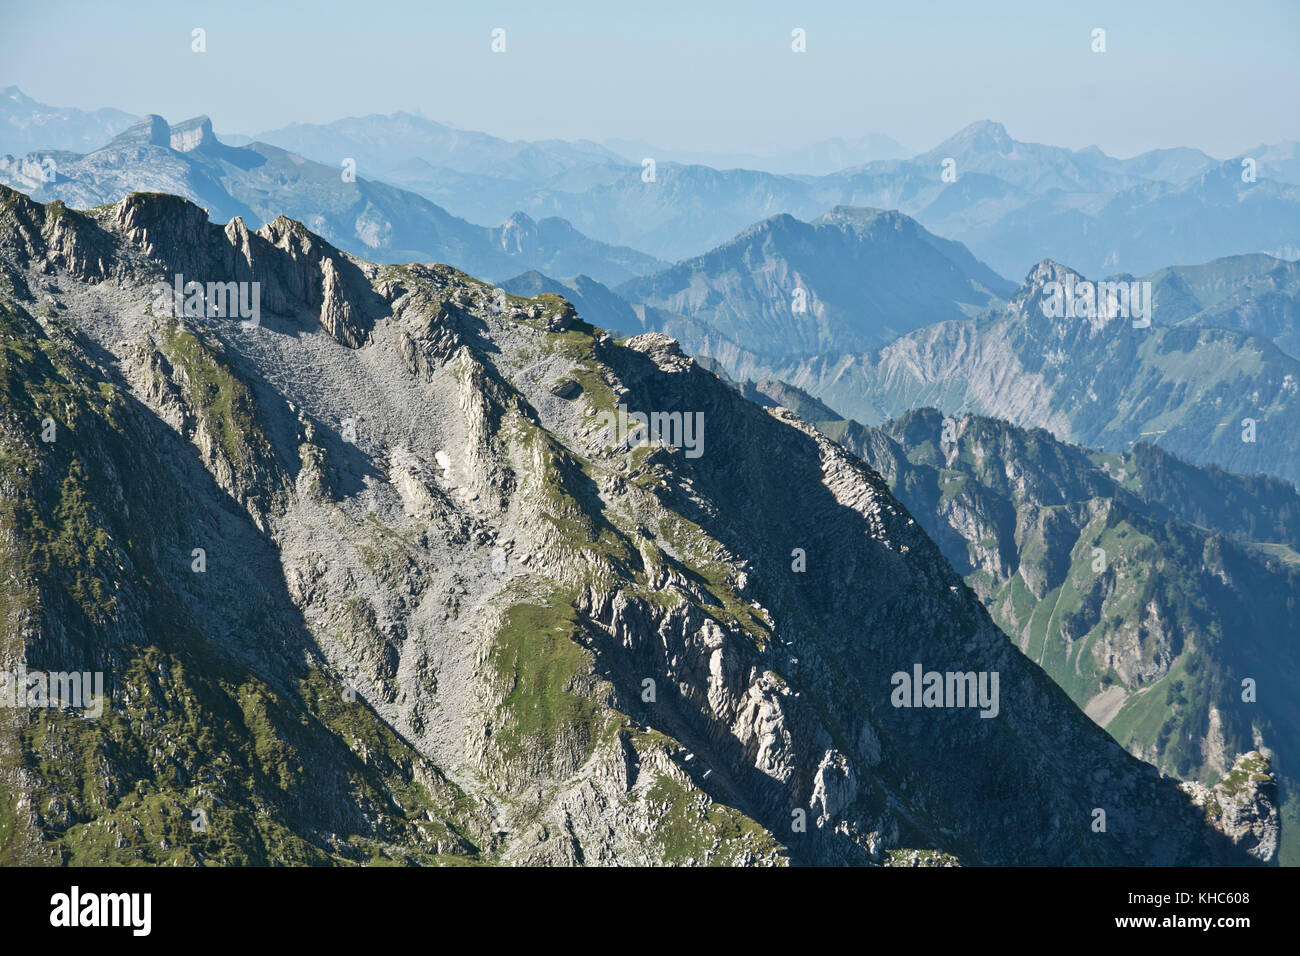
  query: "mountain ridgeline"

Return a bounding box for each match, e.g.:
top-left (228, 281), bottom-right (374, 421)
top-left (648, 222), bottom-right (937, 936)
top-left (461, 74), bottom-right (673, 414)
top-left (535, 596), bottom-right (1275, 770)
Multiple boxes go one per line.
top-left (1143, 254), bottom-right (1300, 360)
top-left (0, 113), bottom-right (664, 286)
top-left (0, 184), bottom-right (1272, 865)
top-left (5, 90), bottom-right (1299, 283)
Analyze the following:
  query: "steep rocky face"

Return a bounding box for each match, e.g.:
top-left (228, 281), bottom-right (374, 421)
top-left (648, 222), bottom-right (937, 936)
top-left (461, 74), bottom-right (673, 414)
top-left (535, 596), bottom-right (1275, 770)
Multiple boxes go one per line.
top-left (1181, 752), bottom-right (1279, 863)
top-left (0, 185), bottom-right (1264, 865)
top-left (166, 116), bottom-right (218, 154)
top-left (815, 406), bottom-right (1296, 863)
top-left (112, 114), bottom-right (173, 149)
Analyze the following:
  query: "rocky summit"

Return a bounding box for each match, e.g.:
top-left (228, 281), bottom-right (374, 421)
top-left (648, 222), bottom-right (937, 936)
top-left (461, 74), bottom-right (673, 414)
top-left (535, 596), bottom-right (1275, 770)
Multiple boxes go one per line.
top-left (0, 185), bottom-right (1270, 865)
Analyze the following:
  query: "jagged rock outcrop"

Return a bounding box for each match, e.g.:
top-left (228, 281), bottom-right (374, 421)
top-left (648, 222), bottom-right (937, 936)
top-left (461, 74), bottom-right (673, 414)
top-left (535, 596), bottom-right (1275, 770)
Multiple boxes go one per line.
top-left (1181, 752), bottom-right (1280, 862)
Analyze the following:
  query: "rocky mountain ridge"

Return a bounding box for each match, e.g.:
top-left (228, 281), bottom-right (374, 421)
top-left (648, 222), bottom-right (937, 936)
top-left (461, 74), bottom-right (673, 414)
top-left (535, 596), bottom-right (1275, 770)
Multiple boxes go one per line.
top-left (0, 184), bottom-right (1270, 864)
top-left (705, 373), bottom-right (1291, 863)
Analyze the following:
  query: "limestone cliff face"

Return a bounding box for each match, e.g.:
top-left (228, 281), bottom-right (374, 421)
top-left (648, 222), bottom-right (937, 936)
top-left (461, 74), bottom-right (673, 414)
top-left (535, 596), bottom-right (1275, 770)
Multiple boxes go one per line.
top-left (1181, 752), bottom-right (1280, 862)
top-left (0, 186), bottom-right (1266, 865)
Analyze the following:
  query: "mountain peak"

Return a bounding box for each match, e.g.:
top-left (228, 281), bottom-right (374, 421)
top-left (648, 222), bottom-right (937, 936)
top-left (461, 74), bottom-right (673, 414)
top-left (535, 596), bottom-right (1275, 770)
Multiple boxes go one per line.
top-left (104, 114), bottom-right (219, 153)
top-left (110, 114), bottom-right (172, 148)
top-left (814, 206), bottom-right (901, 229)
top-left (169, 115), bottom-right (216, 152)
top-left (498, 211), bottom-right (539, 254)
top-left (620, 206), bottom-right (1009, 357)
top-left (726, 212), bottom-right (799, 242)
top-left (1021, 257), bottom-right (1085, 292)
top-left (935, 119), bottom-right (1014, 156)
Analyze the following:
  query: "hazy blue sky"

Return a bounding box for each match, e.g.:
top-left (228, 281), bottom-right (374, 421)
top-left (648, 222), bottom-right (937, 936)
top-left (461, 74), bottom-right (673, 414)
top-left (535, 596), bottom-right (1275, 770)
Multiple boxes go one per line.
top-left (3, 0), bottom-right (1297, 157)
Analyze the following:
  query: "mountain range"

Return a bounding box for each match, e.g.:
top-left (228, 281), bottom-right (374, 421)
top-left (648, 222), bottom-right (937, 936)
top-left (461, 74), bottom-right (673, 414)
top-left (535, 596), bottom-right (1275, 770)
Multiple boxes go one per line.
top-left (250, 107), bottom-right (1300, 277)
top-left (697, 259), bottom-right (1300, 488)
top-left (482, 216), bottom-right (1300, 494)
top-left (1143, 254), bottom-right (1300, 360)
top-left (598, 131), bottom-right (911, 176)
top-left (0, 184), bottom-right (1275, 865)
top-left (1, 80), bottom-right (1296, 869)
top-left (4, 89), bottom-right (1298, 281)
top-left (0, 112), bottom-right (665, 286)
top-left (837, 408), bottom-right (1298, 864)
top-left (0, 85), bottom-right (135, 155)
